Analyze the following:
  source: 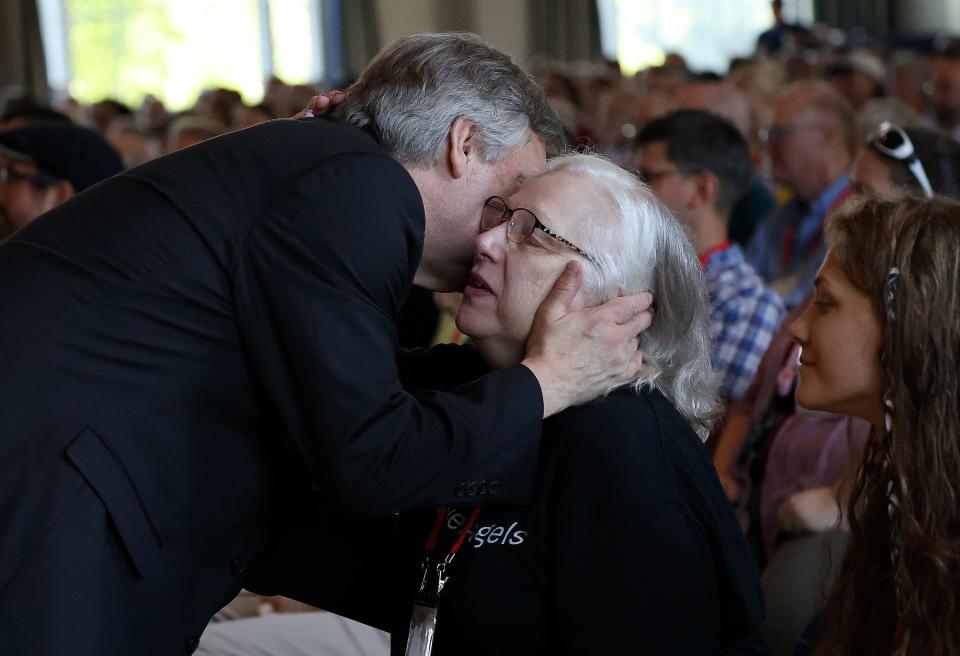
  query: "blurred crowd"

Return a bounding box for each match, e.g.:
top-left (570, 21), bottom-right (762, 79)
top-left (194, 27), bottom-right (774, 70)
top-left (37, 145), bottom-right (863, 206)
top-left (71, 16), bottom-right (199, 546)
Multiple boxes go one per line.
top-left (4, 4), bottom-right (960, 653)
top-left (1, 77), bottom-right (322, 168)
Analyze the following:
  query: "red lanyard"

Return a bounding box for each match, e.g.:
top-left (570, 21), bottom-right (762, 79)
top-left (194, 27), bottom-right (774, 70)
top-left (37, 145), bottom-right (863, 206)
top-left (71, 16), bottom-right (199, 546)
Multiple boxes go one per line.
top-left (699, 240), bottom-right (731, 268)
top-left (423, 507), bottom-right (482, 564)
top-left (414, 507), bottom-right (483, 607)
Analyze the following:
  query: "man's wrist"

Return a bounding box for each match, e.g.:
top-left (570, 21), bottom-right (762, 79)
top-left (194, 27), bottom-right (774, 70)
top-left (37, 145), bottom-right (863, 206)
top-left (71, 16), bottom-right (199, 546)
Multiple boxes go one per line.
top-left (520, 356), bottom-right (566, 418)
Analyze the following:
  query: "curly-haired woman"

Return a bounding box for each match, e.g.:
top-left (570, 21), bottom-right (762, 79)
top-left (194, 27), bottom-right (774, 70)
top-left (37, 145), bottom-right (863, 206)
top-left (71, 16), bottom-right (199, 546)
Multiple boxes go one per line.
top-left (789, 195), bottom-right (960, 655)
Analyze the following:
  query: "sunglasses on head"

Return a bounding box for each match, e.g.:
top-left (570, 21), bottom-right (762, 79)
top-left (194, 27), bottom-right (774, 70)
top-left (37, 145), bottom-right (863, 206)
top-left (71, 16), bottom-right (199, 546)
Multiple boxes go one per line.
top-left (868, 121), bottom-right (934, 198)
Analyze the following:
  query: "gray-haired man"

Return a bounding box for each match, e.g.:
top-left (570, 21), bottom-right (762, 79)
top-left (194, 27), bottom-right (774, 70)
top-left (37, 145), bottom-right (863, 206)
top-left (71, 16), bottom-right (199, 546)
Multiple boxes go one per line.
top-left (0, 33), bottom-right (652, 654)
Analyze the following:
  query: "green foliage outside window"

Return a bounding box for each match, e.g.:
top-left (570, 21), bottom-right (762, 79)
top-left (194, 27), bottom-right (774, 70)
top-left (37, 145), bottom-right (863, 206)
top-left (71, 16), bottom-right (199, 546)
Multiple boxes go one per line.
top-left (65, 0), bottom-right (272, 111)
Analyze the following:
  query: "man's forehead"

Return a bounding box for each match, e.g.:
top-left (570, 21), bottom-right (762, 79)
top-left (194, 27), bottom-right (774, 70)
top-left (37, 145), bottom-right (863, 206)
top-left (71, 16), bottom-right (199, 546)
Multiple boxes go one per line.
top-left (504, 149), bottom-right (546, 187)
top-left (636, 142), bottom-right (676, 172)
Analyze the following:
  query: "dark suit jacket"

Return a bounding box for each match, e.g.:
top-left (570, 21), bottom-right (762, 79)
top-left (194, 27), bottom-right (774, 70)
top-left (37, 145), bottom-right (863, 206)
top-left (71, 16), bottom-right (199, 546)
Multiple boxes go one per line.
top-left (0, 118), bottom-right (542, 654)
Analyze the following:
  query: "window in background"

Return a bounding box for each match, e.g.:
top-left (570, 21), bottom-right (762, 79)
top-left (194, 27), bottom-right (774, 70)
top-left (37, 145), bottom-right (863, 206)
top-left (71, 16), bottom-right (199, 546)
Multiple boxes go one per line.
top-left (37, 0), bottom-right (325, 112)
top-left (597, 0), bottom-right (814, 74)
top-left (269, 0), bottom-right (324, 86)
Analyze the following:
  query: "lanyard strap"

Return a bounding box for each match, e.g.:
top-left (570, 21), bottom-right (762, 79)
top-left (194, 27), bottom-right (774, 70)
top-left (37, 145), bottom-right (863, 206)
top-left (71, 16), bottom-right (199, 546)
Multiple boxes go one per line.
top-left (423, 507), bottom-right (482, 563)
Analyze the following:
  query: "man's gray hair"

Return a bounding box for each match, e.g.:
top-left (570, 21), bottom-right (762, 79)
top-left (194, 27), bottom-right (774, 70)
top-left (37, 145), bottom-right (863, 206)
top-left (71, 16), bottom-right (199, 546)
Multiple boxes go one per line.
top-left (546, 153), bottom-right (721, 439)
top-left (334, 32), bottom-right (565, 165)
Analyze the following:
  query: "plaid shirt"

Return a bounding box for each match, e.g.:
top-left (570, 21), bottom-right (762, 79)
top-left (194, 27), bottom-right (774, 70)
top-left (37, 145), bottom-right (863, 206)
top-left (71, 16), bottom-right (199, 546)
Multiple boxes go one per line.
top-left (705, 244), bottom-right (786, 401)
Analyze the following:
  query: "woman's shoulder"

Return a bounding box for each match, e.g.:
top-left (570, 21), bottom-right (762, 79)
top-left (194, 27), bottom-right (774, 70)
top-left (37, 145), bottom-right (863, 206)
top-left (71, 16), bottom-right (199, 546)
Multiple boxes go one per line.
top-left (542, 387), bottom-right (703, 502)
top-left (548, 386), bottom-right (699, 450)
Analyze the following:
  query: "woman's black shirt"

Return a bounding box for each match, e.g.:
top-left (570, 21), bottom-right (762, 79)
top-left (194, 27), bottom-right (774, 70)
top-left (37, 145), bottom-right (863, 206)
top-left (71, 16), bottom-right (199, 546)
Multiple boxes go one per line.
top-left (387, 387), bottom-right (765, 655)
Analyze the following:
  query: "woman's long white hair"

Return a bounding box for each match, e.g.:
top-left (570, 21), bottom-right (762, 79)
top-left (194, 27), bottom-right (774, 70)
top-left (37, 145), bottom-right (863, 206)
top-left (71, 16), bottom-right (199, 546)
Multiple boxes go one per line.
top-left (546, 153), bottom-right (721, 439)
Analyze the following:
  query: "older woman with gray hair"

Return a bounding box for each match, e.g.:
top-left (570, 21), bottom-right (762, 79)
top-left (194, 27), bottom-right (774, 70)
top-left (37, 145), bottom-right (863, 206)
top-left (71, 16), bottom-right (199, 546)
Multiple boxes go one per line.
top-left (382, 153), bottom-right (766, 655)
top-left (198, 153), bottom-right (765, 656)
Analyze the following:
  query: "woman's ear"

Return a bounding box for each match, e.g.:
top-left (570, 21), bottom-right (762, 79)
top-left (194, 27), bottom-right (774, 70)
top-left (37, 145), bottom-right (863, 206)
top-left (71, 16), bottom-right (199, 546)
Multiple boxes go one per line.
top-left (446, 117), bottom-right (478, 180)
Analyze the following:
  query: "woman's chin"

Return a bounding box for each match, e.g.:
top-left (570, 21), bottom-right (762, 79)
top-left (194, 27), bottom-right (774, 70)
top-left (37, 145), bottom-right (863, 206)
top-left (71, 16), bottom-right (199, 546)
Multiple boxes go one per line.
top-left (794, 385), bottom-right (831, 414)
top-left (455, 306), bottom-right (491, 340)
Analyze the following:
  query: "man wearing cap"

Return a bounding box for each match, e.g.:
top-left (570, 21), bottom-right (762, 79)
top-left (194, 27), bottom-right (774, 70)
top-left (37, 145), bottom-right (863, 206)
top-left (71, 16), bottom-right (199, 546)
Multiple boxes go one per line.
top-left (0, 123), bottom-right (124, 238)
top-left (826, 49), bottom-right (886, 111)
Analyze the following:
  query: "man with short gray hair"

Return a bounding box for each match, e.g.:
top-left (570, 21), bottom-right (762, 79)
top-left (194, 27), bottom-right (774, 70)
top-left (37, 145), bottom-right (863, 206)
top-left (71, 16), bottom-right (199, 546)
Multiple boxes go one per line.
top-left (0, 32), bottom-right (652, 654)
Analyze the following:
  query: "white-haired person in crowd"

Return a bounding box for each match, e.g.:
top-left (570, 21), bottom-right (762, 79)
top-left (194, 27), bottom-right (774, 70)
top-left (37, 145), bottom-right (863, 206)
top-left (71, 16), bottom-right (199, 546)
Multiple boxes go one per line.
top-left (377, 152), bottom-right (766, 655)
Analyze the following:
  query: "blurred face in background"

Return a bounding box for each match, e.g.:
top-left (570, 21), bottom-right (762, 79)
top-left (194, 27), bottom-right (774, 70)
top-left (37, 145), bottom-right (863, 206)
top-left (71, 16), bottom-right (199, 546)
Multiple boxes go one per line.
top-left (0, 155), bottom-right (65, 236)
top-left (633, 141), bottom-right (696, 220)
top-left (767, 98), bottom-right (833, 200)
top-left (930, 57), bottom-right (960, 128)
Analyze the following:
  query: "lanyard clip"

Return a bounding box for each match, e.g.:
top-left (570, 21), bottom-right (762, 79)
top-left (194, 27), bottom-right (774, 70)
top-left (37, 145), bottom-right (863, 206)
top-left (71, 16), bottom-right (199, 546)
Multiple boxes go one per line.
top-left (436, 562), bottom-right (449, 595)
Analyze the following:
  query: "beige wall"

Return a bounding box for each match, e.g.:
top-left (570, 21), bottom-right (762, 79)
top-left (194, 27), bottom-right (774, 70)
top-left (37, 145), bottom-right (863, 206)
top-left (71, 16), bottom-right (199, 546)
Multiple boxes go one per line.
top-left (373, 0), bottom-right (532, 65)
top-left (473, 0), bottom-right (531, 64)
top-left (897, 0), bottom-right (960, 32)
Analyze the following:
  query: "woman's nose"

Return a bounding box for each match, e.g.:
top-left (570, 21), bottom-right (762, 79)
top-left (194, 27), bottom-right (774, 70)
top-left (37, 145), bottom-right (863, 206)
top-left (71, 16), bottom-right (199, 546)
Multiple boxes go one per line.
top-left (787, 307), bottom-right (810, 347)
top-left (474, 221), bottom-right (508, 261)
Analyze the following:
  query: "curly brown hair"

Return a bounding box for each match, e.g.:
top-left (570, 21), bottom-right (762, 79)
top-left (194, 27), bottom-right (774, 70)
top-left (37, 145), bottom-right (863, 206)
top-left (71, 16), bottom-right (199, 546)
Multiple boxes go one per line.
top-left (815, 195), bottom-right (960, 655)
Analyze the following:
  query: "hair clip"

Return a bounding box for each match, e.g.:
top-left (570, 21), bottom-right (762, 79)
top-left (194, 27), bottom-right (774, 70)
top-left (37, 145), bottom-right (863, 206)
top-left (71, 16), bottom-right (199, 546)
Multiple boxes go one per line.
top-left (884, 267), bottom-right (900, 322)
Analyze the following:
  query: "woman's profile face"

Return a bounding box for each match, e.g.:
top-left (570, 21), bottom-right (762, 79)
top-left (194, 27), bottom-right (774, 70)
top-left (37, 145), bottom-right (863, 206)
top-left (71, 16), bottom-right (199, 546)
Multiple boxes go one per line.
top-left (455, 172), bottom-right (600, 368)
top-left (850, 147), bottom-right (901, 199)
top-left (789, 249), bottom-right (885, 425)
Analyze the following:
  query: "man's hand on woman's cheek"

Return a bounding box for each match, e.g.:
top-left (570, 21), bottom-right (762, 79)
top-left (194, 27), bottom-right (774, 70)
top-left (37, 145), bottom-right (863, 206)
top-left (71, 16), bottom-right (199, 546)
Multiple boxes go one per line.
top-left (521, 260), bottom-right (654, 418)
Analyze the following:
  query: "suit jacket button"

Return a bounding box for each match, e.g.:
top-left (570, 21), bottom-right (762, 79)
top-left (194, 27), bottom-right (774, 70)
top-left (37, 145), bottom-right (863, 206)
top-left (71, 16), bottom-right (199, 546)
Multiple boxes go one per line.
top-left (489, 480), bottom-right (502, 495)
top-left (185, 637), bottom-right (200, 654)
top-left (466, 482), bottom-right (478, 496)
top-left (477, 480), bottom-right (489, 495)
top-left (455, 482), bottom-right (468, 497)
top-left (231, 558), bottom-right (247, 576)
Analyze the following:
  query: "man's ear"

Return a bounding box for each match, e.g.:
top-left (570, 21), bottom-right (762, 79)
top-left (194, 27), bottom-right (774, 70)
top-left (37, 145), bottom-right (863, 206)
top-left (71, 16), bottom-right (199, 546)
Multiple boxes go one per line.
top-left (45, 180), bottom-right (75, 209)
top-left (690, 171), bottom-right (720, 212)
top-left (447, 116), bottom-right (479, 180)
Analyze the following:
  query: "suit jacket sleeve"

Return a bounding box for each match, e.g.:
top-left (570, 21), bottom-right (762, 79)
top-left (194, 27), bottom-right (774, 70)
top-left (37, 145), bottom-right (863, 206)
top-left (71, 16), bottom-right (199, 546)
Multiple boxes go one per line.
top-left (231, 151), bottom-right (542, 516)
top-left (396, 343), bottom-right (490, 394)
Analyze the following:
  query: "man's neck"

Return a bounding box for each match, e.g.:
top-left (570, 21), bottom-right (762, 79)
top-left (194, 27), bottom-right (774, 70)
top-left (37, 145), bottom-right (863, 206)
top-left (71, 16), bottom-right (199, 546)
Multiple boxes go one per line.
top-left (690, 209), bottom-right (730, 257)
top-left (798, 159), bottom-right (849, 204)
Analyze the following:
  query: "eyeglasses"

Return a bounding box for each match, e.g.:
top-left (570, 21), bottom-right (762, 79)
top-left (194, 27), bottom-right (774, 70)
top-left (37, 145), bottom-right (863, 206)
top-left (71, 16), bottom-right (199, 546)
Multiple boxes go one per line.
top-left (480, 196), bottom-right (596, 264)
top-left (0, 158), bottom-right (60, 189)
top-left (867, 121), bottom-right (934, 198)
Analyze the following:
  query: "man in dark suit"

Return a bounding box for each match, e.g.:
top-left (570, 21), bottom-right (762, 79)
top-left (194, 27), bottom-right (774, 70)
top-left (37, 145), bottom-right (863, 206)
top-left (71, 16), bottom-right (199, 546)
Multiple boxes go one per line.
top-left (0, 33), bottom-right (652, 654)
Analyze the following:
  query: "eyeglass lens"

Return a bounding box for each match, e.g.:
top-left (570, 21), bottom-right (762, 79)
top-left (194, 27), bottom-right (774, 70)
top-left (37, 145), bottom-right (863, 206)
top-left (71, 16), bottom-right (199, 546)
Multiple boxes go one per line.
top-left (481, 198), bottom-right (536, 243)
top-left (506, 209), bottom-right (536, 243)
top-left (481, 198), bottom-right (507, 231)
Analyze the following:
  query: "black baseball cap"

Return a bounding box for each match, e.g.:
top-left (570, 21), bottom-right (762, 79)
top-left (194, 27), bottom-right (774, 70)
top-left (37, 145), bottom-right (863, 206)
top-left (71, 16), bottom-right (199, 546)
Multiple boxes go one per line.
top-left (0, 123), bottom-right (124, 192)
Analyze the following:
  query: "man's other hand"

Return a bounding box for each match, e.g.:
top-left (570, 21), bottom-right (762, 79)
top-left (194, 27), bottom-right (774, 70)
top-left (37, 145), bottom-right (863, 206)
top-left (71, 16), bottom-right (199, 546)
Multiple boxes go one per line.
top-left (290, 91), bottom-right (345, 119)
top-left (521, 261), bottom-right (654, 418)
